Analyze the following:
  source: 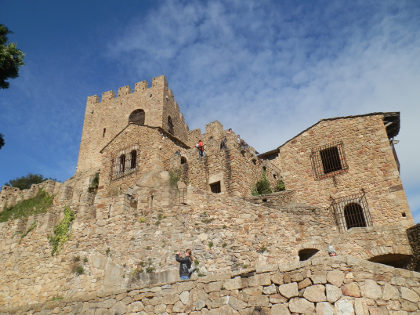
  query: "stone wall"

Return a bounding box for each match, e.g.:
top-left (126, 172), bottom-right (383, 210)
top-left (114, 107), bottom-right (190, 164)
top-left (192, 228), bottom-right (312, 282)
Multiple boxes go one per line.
top-left (407, 224), bottom-right (420, 271)
top-left (0, 184), bottom-right (413, 308)
top-left (76, 75), bottom-right (189, 173)
top-left (99, 124), bottom-right (189, 196)
top-left (2, 256), bottom-right (419, 314)
top-left (184, 121), bottom-right (281, 197)
top-left (271, 114), bottom-right (413, 228)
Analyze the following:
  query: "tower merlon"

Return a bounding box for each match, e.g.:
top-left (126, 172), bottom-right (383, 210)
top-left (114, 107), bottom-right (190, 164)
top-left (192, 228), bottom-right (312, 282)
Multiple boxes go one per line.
top-left (118, 85), bottom-right (131, 96)
top-left (101, 90), bottom-right (115, 101)
top-left (135, 81), bottom-right (148, 92)
top-left (152, 75), bottom-right (168, 89)
top-left (87, 95), bottom-right (99, 104)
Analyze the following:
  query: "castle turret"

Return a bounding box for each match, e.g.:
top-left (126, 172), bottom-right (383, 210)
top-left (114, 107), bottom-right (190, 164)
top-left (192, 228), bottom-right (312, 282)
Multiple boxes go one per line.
top-left (76, 75), bottom-right (189, 173)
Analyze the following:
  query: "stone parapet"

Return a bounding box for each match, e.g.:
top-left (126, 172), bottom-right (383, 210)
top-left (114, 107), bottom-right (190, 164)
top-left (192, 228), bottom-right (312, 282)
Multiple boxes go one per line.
top-left (2, 256), bottom-right (419, 314)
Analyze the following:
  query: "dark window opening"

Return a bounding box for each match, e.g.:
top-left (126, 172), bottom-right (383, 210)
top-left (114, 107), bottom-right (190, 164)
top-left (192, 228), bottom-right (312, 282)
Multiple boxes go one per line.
top-left (119, 154), bottom-right (126, 173)
top-left (320, 146), bottom-right (342, 174)
top-left (273, 173), bottom-right (277, 179)
top-left (181, 156), bottom-right (187, 164)
top-left (311, 141), bottom-right (348, 180)
top-left (344, 202), bottom-right (366, 229)
top-left (262, 198), bottom-right (267, 202)
top-left (252, 159), bottom-right (257, 165)
top-left (103, 128), bottom-right (106, 137)
top-left (299, 248), bottom-right (319, 261)
top-left (262, 166), bottom-right (266, 172)
top-left (210, 181), bottom-right (221, 193)
top-left (402, 212), bottom-right (406, 217)
top-left (129, 109), bottom-right (145, 125)
top-left (368, 254), bottom-right (412, 269)
top-left (130, 150), bottom-right (137, 169)
top-left (168, 116), bottom-right (174, 135)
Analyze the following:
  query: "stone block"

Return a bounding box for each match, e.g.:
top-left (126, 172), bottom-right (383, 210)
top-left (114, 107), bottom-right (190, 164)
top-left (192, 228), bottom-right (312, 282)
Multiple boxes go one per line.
top-left (325, 285), bottom-right (343, 304)
top-left (263, 284), bottom-right (277, 295)
top-left (327, 270), bottom-right (345, 287)
top-left (303, 285), bottom-right (326, 302)
top-left (311, 272), bottom-right (327, 284)
top-left (223, 277), bottom-right (243, 290)
top-left (400, 287), bottom-right (419, 303)
top-left (205, 281), bottom-right (223, 293)
top-left (298, 278), bottom-right (312, 290)
top-left (271, 273), bottom-right (284, 285)
top-left (361, 279), bottom-right (382, 300)
top-left (335, 298), bottom-right (354, 315)
top-left (342, 282), bottom-right (361, 298)
top-left (227, 296), bottom-right (247, 311)
top-left (269, 294), bottom-right (287, 304)
top-left (316, 302), bottom-right (334, 315)
top-left (270, 303), bottom-right (291, 315)
top-left (278, 282), bottom-right (298, 299)
top-left (383, 283), bottom-right (399, 300)
top-left (288, 297), bottom-right (315, 314)
top-left (180, 290), bottom-right (190, 304)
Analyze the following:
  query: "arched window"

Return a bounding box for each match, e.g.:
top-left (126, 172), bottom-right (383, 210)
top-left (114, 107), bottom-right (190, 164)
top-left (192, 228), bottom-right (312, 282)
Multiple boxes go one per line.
top-left (168, 116), bottom-right (174, 135)
top-left (130, 150), bottom-right (137, 169)
top-left (181, 156), bottom-right (187, 164)
top-left (119, 154), bottom-right (126, 173)
top-left (344, 202), bottom-right (366, 229)
top-left (129, 109), bottom-right (145, 125)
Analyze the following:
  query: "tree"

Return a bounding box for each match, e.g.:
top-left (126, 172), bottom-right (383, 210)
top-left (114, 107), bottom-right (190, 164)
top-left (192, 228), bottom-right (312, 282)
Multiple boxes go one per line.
top-left (0, 133), bottom-right (4, 149)
top-left (0, 24), bottom-right (24, 89)
top-left (4, 173), bottom-right (48, 190)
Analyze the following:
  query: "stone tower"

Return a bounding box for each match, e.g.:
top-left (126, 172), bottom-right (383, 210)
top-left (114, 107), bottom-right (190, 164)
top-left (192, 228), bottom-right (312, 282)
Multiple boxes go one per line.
top-left (76, 75), bottom-right (189, 173)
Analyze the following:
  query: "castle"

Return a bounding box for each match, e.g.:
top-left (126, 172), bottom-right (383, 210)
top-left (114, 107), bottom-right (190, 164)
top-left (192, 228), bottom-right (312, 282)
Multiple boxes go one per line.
top-left (0, 75), bottom-right (419, 314)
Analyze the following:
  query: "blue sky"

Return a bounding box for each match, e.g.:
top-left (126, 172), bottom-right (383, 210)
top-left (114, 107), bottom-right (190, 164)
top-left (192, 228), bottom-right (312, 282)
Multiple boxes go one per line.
top-left (1, 0), bottom-right (419, 222)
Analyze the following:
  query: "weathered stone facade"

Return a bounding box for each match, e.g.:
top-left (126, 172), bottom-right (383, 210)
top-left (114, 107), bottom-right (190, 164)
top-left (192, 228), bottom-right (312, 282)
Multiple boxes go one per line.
top-left (0, 76), bottom-right (417, 312)
top-left (261, 113), bottom-right (413, 228)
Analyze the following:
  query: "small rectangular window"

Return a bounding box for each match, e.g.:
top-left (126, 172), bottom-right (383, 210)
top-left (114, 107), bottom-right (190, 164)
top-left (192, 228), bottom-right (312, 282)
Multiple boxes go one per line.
top-left (210, 181), bottom-right (221, 193)
top-left (311, 141), bottom-right (348, 180)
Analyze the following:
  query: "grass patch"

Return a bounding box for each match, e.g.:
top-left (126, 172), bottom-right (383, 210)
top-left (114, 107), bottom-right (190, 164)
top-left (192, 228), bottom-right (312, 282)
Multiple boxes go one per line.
top-left (48, 206), bottom-right (75, 256)
top-left (49, 295), bottom-right (64, 302)
top-left (0, 190), bottom-right (54, 222)
top-left (20, 221), bottom-right (37, 241)
top-left (274, 179), bottom-right (285, 192)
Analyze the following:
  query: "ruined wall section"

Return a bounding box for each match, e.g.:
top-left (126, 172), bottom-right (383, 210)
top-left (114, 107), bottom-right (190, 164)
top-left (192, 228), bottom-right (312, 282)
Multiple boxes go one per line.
top-left (273, 114), bottom-right (413, 227)
top-left (98, 125), bottom-right (189, 197)
top-left (0, 185), bottom-right (413, 307)
top-left (76, 75), bottom-right (189, 174)
top-left (5, 256), bottom-right (420, 315)
top-left (184, 121), bottom-right (281, 197)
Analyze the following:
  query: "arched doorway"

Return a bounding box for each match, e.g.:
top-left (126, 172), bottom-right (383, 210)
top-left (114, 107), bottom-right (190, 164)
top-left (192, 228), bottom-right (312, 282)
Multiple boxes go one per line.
top-left (298, 248), bottom-right (319, 261)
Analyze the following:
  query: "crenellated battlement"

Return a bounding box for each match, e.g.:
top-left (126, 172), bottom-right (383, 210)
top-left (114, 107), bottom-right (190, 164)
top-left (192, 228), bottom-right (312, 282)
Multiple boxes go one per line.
top-left (85, 75), bottom-right (168, 104)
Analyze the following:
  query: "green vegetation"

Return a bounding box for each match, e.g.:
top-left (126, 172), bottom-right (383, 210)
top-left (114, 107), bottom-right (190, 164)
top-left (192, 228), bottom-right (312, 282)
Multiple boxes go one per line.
top-left (74, 265), bottom-right (84, 275)
top-left (4, 173), bottom-right (49, 190)
top-left (274, 179), bottom-right (285, 192)
top-left (0, 190), bottom-right (54, 222)
top-left (222, 242), bottom-right (227, 248)
top-left (145, 266), bottom-right (155, 273)
top-left (73, 255), bottom-right (80, 263)
top-left (49, 295), bottom-right (64, 302)
top-left (88, 172), bottom-right (99, 193)
top-left (139, 216), bottom-right (146, 223)
top-left (208, 241), bottom-right (214, 249)
top-left (106, 248), bottom-right (111, 256)
top-left (251, 169), bottom-right (272, 195)
top-left (169, 168), bottom-right (181, 187)
top-left (257, 245), bottom-right (267, 253)
top-left (0, 24), bottom-right (25, 89)
top-left (48, 206), bottom-right (75, 256)
top-left (20, 221), bottom-right (37, 241)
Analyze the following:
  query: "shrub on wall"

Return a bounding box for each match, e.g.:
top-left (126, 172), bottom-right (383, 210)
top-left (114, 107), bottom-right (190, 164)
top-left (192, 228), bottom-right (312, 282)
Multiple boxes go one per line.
top-left (169, 168), bottom-right (181, 187)
top-left (274, 179), bottom-right (285, 192)
top-left (252, 169), bottom-right (272, 195)
top-left (48, 206), bottom-right (75, 256)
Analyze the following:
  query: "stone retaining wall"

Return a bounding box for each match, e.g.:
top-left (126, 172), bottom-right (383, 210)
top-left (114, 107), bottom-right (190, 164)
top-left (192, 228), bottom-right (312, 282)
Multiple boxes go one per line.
top-left (2, 256), bottom-right (419, 314)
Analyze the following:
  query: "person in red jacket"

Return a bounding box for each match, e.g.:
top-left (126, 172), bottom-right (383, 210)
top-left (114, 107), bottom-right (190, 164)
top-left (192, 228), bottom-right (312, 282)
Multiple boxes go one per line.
top-left (196, 140), bottom-right (205, 158)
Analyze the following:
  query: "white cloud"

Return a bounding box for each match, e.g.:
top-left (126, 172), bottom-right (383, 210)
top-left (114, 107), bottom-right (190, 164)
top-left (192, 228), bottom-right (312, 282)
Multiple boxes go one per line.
top-left (108, 0), bottom-right (420, 222)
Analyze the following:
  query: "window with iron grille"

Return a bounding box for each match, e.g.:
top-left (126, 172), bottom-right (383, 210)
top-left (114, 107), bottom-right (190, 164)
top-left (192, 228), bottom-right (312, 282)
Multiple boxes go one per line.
top-left (311, 141), bottom-right (348, 180)
top-left (111, 146), bottom-right (139, 180)
top-left (331, 191), bottom-right (372, 232)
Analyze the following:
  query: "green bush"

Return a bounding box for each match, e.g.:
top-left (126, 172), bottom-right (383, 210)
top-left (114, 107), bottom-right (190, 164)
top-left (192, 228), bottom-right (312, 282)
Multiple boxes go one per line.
top-left (48, 206), bottom-right (75, 256)
top-left (274, 179), bottom-right (285, 192)
top-left (0, 190), bottom-right (54, 222)
top-left (252, 169), bottom-right (272, 195)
